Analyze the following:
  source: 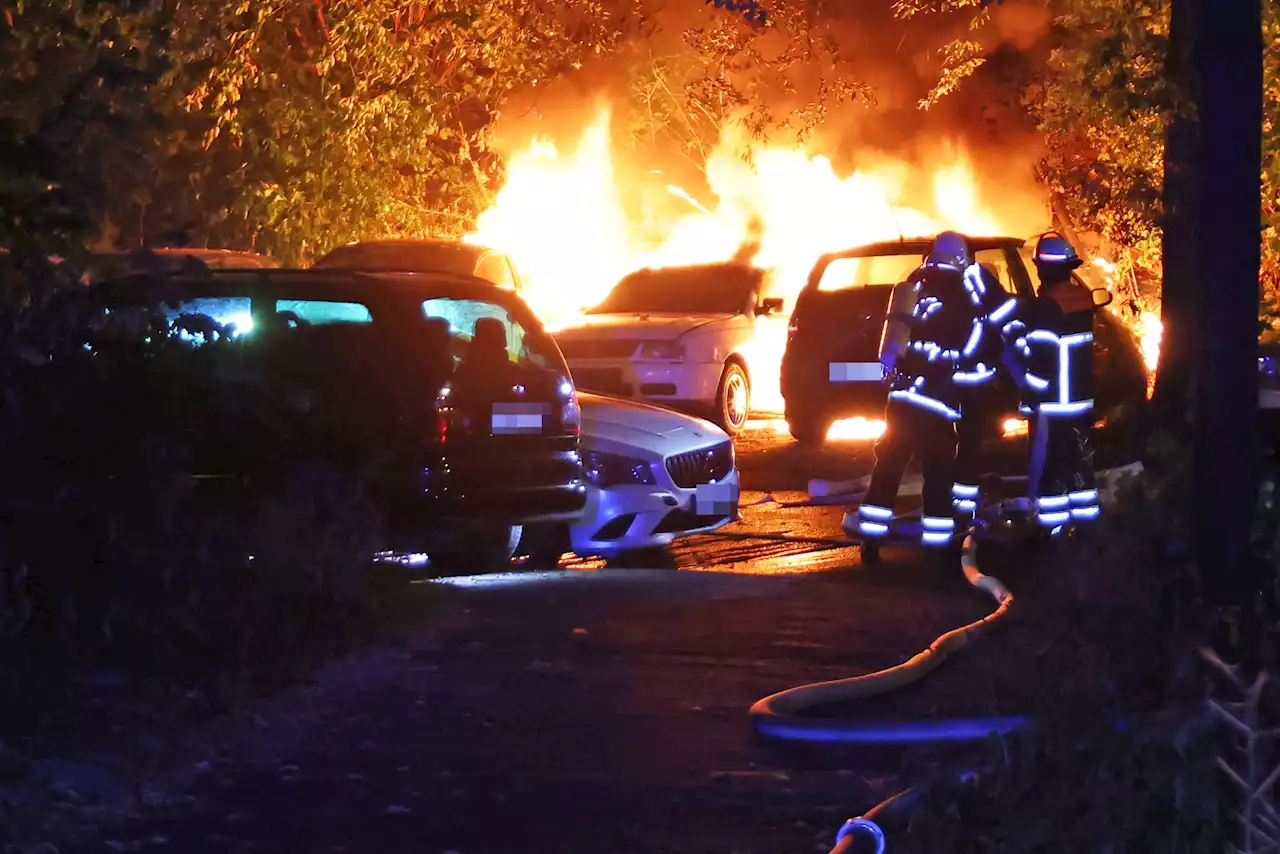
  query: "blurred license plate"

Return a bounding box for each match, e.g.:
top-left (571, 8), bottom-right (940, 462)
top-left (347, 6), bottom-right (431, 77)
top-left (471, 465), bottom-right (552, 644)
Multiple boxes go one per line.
top-left (829, 362), bottom-right (883, 383)
top-left (695, 482), bottom-right (737, 516)
top-left (492, 402), bottom-right (546, 434)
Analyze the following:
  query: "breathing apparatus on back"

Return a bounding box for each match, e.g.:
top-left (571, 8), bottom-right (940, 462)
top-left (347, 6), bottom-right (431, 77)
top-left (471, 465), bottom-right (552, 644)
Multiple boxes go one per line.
top-left (879, 269), bottom-right (923, 376)
top-left (878, 232), bottom-right (974, 377)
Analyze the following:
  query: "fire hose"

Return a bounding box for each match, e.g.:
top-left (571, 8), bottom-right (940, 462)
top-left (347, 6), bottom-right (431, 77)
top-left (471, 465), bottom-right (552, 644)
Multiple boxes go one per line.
top-left (697, 464), bottom-right (1142, 853)
top-left (700, 514), bottom-right (1019, 854)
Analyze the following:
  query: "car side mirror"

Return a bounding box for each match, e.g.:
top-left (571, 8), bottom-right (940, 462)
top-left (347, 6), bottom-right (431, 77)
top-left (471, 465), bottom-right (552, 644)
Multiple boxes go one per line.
top-left (756, 297), bottom-right (784, 317)
top-left (1091, 288), bottom-right (1113, 308)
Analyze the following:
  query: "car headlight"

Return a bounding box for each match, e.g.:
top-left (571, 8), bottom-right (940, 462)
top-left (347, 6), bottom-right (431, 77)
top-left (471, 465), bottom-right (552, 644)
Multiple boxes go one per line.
top-left (583, 450), bottom-right (656, 487)
top-left (637, 340), bottom-right (685, 361)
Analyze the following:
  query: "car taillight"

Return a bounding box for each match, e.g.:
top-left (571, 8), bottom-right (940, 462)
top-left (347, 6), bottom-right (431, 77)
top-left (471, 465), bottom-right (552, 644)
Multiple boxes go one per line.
top-left (559, 378), bottom-right (581, 437)
top-left (432, 404), bottom-right (450, 442)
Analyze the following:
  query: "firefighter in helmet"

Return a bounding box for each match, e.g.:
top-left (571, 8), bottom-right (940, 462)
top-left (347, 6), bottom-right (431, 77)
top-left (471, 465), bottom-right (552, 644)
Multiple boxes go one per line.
top-left (950, 255), bottom-right (1022, 524)
top-left (1000, 232), bottom-right (1101, 534)
top-left (854, 231), bottom-right (998, 558)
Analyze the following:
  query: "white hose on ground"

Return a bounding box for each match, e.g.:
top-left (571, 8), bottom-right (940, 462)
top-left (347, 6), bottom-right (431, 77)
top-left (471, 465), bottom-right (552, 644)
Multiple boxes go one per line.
top-left (748, 524), bottom-right (1023, 744)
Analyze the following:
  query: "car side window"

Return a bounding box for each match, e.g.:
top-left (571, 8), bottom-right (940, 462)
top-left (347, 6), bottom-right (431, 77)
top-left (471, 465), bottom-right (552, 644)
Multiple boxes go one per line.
top-left (972, 249), bottom-right (1014, 295)
top-left (273, 300), bottom-right (372, 325)
top-left (422, 297), bottom-right (551, 368)
top-left (165, 296), bottom-right (254, 341)
top-left (474, 254), bottom-right (517, 289)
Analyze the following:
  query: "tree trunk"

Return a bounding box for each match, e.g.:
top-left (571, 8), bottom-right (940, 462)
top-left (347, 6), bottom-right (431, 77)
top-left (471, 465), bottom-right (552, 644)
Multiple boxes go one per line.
top-left (1152, 0), bottom-right (1198, 434)
top-left (1191, 0), bottom-right (1263, 608)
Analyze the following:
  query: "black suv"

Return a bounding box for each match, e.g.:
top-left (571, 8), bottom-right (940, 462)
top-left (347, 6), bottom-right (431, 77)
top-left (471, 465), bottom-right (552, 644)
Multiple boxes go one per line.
top-left (97, 269), bottom-right (587, 571)
top-left (780, 236), bottom-right (1149, 445)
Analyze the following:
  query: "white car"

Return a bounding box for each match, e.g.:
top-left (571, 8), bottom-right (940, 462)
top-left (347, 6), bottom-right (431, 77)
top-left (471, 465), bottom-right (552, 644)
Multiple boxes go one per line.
top-left (552, 263), bottom-right (785, 435)
top-left (517, 392), bottom-right (741, 564)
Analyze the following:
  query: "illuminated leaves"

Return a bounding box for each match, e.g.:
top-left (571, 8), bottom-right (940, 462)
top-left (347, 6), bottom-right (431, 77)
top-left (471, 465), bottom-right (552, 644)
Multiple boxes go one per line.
top-left (164, 0), bottom-right (642, 262)
top-left (918, 40), bottom-right (987, 111)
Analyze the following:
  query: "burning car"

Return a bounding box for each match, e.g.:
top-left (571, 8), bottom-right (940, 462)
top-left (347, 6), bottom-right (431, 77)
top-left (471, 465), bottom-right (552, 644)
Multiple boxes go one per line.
top-left (551, 263), bottom-right (785, 436)
top-left (517, 392), bottom-right (739, 564)
top-left (780, 236), bottom-right (1149, 445)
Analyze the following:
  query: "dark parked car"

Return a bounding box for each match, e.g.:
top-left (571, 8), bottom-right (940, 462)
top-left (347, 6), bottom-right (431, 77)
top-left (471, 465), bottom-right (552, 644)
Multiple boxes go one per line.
top-left (85, 248), bottom-right (278, 282)
top-left (96, 269), bottom-right (586, 571)
top-left (780, 236), bottom-right (1149, 445)
top-left (311, 239), bottom-right (524, 292)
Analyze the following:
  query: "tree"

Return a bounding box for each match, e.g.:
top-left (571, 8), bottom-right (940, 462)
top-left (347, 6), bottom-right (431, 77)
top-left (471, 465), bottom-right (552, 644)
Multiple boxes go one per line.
top-left (0, 1), bottom-right (174, 276)
top-left (1190, 0), bottom-right (1263, 610)
top-left (138, 0), bottom-right (644, 263)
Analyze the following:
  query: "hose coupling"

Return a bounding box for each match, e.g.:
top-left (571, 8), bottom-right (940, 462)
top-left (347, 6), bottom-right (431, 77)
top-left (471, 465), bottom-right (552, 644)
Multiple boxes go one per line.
top-left (831, 817), bottom-right (886, 854)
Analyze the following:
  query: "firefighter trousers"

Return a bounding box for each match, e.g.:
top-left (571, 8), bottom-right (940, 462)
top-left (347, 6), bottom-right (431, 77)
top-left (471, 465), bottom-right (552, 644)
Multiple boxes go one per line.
top-left (1029, 412), bottom-right (1099, 528)
top-left (953, 384), bottom-right (997, 521)
top-left (857, 397), bottom-right (958, 547)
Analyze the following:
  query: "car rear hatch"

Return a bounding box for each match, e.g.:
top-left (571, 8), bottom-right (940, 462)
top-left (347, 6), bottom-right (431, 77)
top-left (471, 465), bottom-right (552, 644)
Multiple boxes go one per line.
top-left (257, 316), bottom-right (586, 528)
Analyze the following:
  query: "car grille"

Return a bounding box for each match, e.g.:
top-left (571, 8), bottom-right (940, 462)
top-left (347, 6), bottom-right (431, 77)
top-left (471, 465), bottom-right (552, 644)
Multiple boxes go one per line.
top-left (665, 441), bottom-right (734, 489)
top-left (558, 339), bottom-right (641, 359)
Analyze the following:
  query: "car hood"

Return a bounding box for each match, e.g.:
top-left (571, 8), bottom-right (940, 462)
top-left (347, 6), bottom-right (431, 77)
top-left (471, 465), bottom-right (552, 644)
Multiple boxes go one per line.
top-left (578, 392), bottom-right (728, 457)
top-left (555, 313), bottom-right (732, 340)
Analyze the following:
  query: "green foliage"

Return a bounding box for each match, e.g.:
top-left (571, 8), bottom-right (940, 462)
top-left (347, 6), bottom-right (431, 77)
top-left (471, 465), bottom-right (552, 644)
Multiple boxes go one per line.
top-left (164, 0), bottom-right (640, 263)
top-left (899, 0), bottom-right (1280, 331)
top-left (621, 19), bottom-right (870, 168)
top-left (0, 0), bottom-right (174, 297)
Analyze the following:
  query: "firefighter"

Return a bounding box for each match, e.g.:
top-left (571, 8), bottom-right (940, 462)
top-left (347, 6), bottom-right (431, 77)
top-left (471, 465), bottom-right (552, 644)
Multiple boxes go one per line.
top-left (855, 231), bottom-right (995, 556)
top-left (1000, 232), bottom-right (1100, 534)
top-left (951, 258), bottom-right (1021, 523)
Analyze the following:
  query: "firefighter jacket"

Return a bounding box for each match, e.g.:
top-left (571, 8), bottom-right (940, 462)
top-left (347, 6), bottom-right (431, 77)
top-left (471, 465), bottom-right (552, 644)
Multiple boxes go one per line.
top-left (1000, 279), bottom-right (1095, 418)
top-left (886, 265), bottom-right (992, 421)
top-left (957, 262), bottom-right (1019, 390)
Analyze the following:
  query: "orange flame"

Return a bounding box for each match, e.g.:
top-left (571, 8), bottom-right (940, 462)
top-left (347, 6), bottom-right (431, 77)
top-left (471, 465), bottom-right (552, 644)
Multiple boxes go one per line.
top-left (1091, 257), bottom-right (1161, 379)
top-left (467, 106), bottom-right (1026, 440)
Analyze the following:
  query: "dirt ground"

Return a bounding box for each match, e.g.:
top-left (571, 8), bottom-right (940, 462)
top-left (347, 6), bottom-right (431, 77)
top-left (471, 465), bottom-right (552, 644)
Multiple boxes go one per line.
top-left (47, 423), bottom-right (1115, 854)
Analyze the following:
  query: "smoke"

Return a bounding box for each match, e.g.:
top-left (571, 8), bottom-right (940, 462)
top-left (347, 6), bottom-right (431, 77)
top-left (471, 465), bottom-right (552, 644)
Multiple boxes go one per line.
top-left (488, 0), bottom-right (1057, 236)
top-left (731, 215), bottom-right (764, 265)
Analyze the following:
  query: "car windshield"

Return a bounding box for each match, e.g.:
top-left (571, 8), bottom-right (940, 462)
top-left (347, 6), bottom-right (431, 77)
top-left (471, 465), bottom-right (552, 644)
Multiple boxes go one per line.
top-left (816, 254), bottom-right (923, 291)
top-left (588, 265), bottom-right (759, 314)
top-left (312, 243), bottom-right (482, 274)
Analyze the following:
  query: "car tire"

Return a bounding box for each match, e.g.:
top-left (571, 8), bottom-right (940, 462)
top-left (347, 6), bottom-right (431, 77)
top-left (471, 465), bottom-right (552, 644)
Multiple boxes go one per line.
top-left (427, 524), bottom-right (522, 575)
top-left (715, 362), bottom-right (751, 436)
top-left (786, 409), bottom-right (829, 445)
top-left (516, 523), bottom-right (570, 569)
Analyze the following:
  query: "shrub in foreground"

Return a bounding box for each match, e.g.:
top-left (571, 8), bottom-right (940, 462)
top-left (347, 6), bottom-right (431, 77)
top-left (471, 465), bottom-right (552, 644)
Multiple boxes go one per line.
top-left (0, 285), bottom-right (418, 733)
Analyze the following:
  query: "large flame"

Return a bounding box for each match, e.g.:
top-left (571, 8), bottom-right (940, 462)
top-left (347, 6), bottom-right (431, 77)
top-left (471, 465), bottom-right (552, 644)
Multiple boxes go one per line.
top-left (467, 106), bottom-right (1018, 439)
top-left (1091, 257), bottom-right (1162, 382)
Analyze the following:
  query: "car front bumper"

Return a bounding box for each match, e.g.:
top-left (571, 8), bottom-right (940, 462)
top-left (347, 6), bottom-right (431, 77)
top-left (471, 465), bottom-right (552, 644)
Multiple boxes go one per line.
top-left (567, 358), bottom-right (722, 408)
top-left (568, 467), bottom-right (741, 558)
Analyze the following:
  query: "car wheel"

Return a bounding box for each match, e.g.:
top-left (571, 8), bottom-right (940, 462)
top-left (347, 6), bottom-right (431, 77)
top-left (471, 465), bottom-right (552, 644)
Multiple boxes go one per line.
top-left (516, 523), bottom-right (570, 569)
top-left (716, 362), bottom-right (751, 436)
top-left (786, 408), bottom-right (829, 445)
top-left (427, 524), bottom-right (522, 575)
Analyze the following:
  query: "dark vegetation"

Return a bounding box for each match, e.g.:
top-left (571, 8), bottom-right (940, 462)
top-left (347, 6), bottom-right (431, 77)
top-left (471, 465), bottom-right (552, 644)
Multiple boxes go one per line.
top-left (0, 0), bottom-right (1275, 850)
